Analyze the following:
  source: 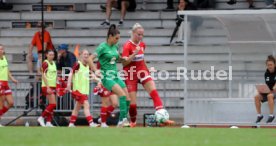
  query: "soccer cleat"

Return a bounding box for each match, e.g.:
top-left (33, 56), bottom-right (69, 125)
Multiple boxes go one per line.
top-left (117, 121), bottom-right (123, 127)
top-left (46, 122), bottom-right (55, 127)
top-left (101, 123), bottom-right (109, 128)
top-left (117, 118), bottom-right (130, 127)
top-left (37, 116), bottom-right (46, 127)
top-left (255, 115), bottom-right (263, 123)
top-left (163, 119), bottom-right (175, 126)
top-left (68, 123), bottom-right (76, 127)
top-left (130, 122), bottom-right (136, 128)
top-left (101, 21), bottom-right (110, 26)
top-left (89, 122), bottom-right (99, 128)
top-left (266, 115), bottom-right (275, 123)
top-left (122, 118), bottom-right (130, 127)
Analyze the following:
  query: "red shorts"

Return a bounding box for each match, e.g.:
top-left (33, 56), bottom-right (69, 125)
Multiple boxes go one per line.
top-left (41, 87), bottom-right (56, 96)
top-left (125, 70), bottom-right (152, 92)
top-left (71, 90), bottom-right (88, 104)
top-left (0, 81), bottom-right (12, 96)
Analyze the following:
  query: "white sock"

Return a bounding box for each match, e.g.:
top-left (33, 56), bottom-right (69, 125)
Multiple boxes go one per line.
top-left (269, 114), bottom-right (274, 117)
top-left (257, 114), bottom-right (262, 117)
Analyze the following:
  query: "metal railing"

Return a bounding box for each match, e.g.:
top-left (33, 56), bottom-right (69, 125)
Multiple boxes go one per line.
top-left (8, 77), bottom-right (184, 115)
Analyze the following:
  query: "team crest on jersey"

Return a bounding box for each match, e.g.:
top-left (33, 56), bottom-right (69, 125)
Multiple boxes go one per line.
top-left (266, 77), bottom-right (270, 81)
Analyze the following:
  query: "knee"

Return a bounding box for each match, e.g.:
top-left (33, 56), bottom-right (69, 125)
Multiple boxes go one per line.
top-left (27, 54), bottom-right (33, 62)
top-left (255, 94), bottom-right (261, 101)
top-left (101, 100), bottom-right (109, 107)
top-left (119, 92), bottom-right (126, 97)
top-left (84, 102), bottom-right (90, 108)
top-left (112, 102), bottom-right (118, 108)
top-left (267, 94), bottom-right (274, 101)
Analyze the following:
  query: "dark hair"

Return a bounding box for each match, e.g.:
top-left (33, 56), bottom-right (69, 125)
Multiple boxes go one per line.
top-left (107, 24), bottom-right (120, 39)
top-left (266, 55), bottom-right (275, 64)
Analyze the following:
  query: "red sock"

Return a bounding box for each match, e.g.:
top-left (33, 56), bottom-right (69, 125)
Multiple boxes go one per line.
top-left (100, 107), bottom-right (108, 123)
top-left (69, 115), bottom-right (77, 124)
top-left (41, 104), bottom-right (56, 118)
top-left (86, 115), bottom-right (93, 124)
top-left (149, 90), bottom-right (163, 110)
top-left (2, 106), bottom-right (9, 114)
top-left (107, 105), bottom-right (115, 117)
top-left (129, 104), bottom-right (137, 123)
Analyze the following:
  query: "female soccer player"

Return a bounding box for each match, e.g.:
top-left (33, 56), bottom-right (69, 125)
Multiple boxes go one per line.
top-left (122, 23), bottom-right (175, 127)
top-left (37, 50), bottom-right (57, 127)
top-left (254, 55), bottom-right (276, 123)
top-left (93, 62), bottom-right (117, 128)
top-left (94, 82), bottom-right (118, 128)
top-left (67, 49), bottom-right (99, 127)
top-left (89, 24), bottom-right (130, 127)
top-left (0, 44), bottom-right (18, 127)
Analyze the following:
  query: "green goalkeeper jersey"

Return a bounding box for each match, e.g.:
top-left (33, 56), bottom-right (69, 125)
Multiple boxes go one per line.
top-left (94, 42), bottom-right (119, 78)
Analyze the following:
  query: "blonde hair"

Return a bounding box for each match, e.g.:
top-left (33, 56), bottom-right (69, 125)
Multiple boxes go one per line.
top-left (80, 49), bottom-right (89, 56)
top-left (130, 23), bottom-right (144, 39)
top-left (132, 23), bottom-right (143, 32)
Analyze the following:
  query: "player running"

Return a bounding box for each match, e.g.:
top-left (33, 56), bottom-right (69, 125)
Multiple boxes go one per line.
top-left (122, 23), bottom-right (175, 127)
top-left (37, 50), bottom-right (57, 127)
top-left (93, 62), bottom-right (117, 128)
top-left (0, 44), bottom-right (18, 127)
top-left (66, 49), bottom-right (99, 127)
top-left (89, 24), bottom-right (130, 127)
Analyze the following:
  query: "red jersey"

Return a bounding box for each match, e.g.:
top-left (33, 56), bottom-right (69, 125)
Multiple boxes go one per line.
top-left (122, 40), bottom-right (149, 72)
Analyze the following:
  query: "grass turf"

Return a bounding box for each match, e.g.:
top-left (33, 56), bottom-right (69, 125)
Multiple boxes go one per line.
top-left (0, 127), bottom-right (276, 146)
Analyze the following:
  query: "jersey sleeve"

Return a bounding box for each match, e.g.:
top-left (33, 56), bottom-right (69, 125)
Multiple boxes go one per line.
top-left (41, 61), bottom-right (48, 73)
top-left (72, 62), bottom-right (80, 74)
top-left (122, 43), bottom-right (130, 57)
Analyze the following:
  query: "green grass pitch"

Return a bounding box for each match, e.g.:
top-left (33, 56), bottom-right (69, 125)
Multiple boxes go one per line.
top-left (0, 127), bottom-right (275, 146)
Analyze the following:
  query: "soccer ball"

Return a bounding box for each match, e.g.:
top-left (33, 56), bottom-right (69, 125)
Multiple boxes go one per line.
top-left (155, 109), bottom-right (169, 123)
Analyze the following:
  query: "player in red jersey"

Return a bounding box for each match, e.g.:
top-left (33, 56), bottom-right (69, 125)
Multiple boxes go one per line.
top-left (122, 23), bottom-right (175, 127)
top-left (93, 62), bottom-right (117, 128)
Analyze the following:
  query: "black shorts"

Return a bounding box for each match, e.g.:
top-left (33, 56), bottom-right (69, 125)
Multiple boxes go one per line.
top-left (260, 93), bottom-right (276, 103)
top-left (117, 0), bottom-right (136, 12)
